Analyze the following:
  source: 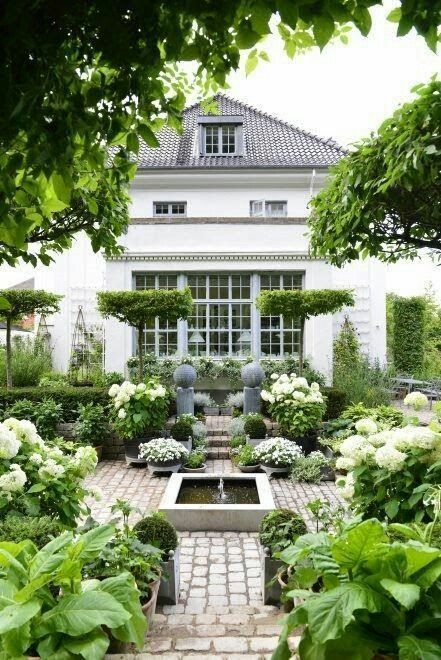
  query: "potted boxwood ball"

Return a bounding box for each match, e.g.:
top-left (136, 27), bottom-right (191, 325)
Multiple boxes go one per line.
top-left (108, 378), bottom-right (170, 465)
top-left (139, 437), bottom-right (189, 474)
top-left (170, 415), bottom-right (195, 452)
top-left (259, 509), bottom-right (307, 605)
top-left (232, 443), bottom-right (260, 472)
top-left (134, 512), bottom-right (180, 605)
top-left (253, 437), bottom-right (303, 476)
top-left (243, 413), bottom-right (267, 447)
top-left (183, 450), bottom-right (206, 473)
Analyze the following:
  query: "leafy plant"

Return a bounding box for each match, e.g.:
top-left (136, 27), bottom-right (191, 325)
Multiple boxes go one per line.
top-left (392, 295), bottom-right (426, 375)
top-left (259, 509), bottom-right (307, 556)
top-left (75, 403), bottom-right (109, 446)
top-left (224, 391), bottom-right (244, 409)
top-left (4, 397), bottom-right (63, 441)
top-left (291, 451), bottom-right (329, 484)
top-left (253, 437), bottom-right (303, 468)
top-left (306, 498), bottom-right (350, 534)
top-left (0, 514), bottom-right (64, 548)
top-left (0, 525), bottom-right (148, 657)
top-left (109, 379), bottom-right (170, 440)
top-left (91, 370), bottom-right (124, 388)
top-left (232, 443), bottom-right (258, 467)
top-left (194, 391), bottom-right (215, 411)
top-left (341, 402), bottom-right (404, 428)
top-left (38, 371), bottom-right (69, 388)
top-left (171, 416), bottom-right (194, 442)
top-left (184, 450), bottom-right (205, 469)
top-left (229, 434), bottom-right (246, 449)
top-left (243, 413), bottom-right (267, 439)
top-left (228, 416), bottom-right (246, 437)
top-left (0, 339), bottom-right (53, 388)
top-left (274, 518), bottom-right (441, 659)
top-left (0, 387), bottom-right (110, 423)
top-left (134, 512), bottom-right (178, 558)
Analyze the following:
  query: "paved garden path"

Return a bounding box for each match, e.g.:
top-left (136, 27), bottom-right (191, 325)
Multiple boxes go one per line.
top-left (85, 417), bottom-right (342, 659)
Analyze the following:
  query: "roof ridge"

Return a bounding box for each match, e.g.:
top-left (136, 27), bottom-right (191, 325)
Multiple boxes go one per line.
top-left (184, 92), bottom-right (346, 155)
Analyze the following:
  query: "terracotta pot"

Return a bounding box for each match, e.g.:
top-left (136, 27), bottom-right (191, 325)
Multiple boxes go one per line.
top-left (142, 578), bottom-right (161, 630)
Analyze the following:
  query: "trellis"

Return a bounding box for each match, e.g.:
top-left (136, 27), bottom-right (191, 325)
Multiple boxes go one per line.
top-left (69, 305), bottom-right (93, 383)
top-left (36, 314), bottom-right (51, 350)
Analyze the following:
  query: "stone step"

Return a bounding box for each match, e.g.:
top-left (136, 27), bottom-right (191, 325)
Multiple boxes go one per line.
top-left (206, 429), bottom-right (229, 437)
top-left (207, 448), bottom-right (230, 460)
top-left (208, 437), bottom-right (230, 447)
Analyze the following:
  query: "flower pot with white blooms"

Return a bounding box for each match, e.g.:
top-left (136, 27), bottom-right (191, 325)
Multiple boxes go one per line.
top-left (252, 437), bottom-right (303, 476)
top-left (139, 437), bottom-right (189, 474)
top-left (108, 378), bottom-right (171, 465)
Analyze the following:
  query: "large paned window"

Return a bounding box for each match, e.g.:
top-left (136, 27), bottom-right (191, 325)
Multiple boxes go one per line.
top-left (204, 125), bottom-right (236, 155)
top-left (187, 274), bottom-right (252, 357)
top-left (134, 273), bottom-right (178, 357)
top-left (260, 273), bottom-right (302, 358)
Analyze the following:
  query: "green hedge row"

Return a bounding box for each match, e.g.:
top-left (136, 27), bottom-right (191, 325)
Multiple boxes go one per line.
top-left (392, 296), bottom-right (426, 375)
top-left (0, 387), bottom-right (110, 422)
top-left (322, 387), bottom-right (347, 421)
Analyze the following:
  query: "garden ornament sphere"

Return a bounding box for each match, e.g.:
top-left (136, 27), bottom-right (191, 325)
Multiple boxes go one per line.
top-left (173, 364), bottom-right (197, 388)
top-left (241, 362), bottom-right (265, 388)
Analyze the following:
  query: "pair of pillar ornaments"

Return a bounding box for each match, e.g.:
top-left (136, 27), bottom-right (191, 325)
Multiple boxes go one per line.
top-left (173, 362), bottom-right (266, 416)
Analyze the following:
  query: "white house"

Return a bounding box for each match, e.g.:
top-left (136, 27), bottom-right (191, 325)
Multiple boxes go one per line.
top-left (35, 94), bottom-right (386, 379)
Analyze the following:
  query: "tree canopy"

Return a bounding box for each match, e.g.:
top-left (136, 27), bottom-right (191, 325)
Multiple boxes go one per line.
top-left (0, 1), bottom-right (440, 265)
top-left (0, 289), bottom-right (62, 387)
top-left (97, 288), bottom-right (193, 379)
top-left (308, 79), bottom-right (441, 265)
top-left (256, 288), bottom-right (354, 372)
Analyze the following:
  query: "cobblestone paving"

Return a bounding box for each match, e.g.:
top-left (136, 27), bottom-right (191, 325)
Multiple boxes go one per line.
top-left (88, 416), bottom-right (341, 658)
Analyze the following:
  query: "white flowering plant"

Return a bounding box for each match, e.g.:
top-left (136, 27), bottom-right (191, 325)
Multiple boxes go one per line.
top-left (336, 420), bottom-right (441, 523)
top-left (0, 417), bottom-right (98, 527)
top-left (404, 390), bottom-right (429, 411)
top-left (109, 377), bottom-right (171, 440)
top-left (138, 438), bottom-right (189, 464)
top-left (261, 373), bottom-right (326, 437)
top-left (252, 437), bottom-right (303, 467)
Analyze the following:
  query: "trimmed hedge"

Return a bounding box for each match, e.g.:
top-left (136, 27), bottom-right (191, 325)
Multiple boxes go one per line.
top-left (392, 296), bottom-right (426, 375)
top-left (322, 386), bottom-right (346, 420)
top-left (0, 387), bottom-right (109, 422)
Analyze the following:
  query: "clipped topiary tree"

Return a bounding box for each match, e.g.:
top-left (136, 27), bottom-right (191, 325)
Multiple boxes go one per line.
top-left (97, 288), bottom-right (193, 381)
top-left (392, 295), bottom-right (426, 375)
top-left (0, 290), bottom-right (62, 388)
top-left (256, 289), bottom-right (354, 374)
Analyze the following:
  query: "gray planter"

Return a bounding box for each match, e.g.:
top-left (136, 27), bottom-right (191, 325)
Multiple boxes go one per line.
top-left (220, 407), bottom-right (233, 416)
top-left (183, 464), bottom-right (206, 473)
top-left (158, 547), bottom-right (180, 605)
top-left (204, 406), bottom-right (220, 416)
top-left (260, 464), bottom-right (289, 477)
top-left (147, 459), bottom-right (182, 474)
top-left (248, 437), bottom-right (266, 448)
top-left (238, 464), bottom-right (260, 473)
top-left (261, 546), bottom-right (284, 605)
top-left (178, 438), bottom-right (192, 453)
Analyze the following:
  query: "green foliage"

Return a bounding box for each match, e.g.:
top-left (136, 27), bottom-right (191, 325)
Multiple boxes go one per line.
top-left (0, 525), bottom-right (147, 656)
top-left (184, 450), bottom-right (206, 468)
top-left (171, 417), bottom-right (194, 442)
top-left (133, 512), bottom-right (178, 557)
top-left (0, 514), bottom-right (64, 548)
top-left (321, 387), bottom-right (346, 420)
top-left (109, 379), bottom-right (171, 440)
top-left (392, 295), bottom-right (427, 375)
top-left (243, 413), bottom-right (267, 439)
top-left (193, 391), bottom-right (215, 411)
top-left (341, 403), bottom-right (404, 428)
top-left (74, 403), bottom-right (109, 446)
top-left (0, 340), bottom-right (53, 388)
top-left (309, 79), bottom-right (441, 265)
top-left (229, 434), bottom-right (247, 449)
top-left (232, 443), bottom-right (258, 467)
top-left (273, 519), bottom-right (441, 660)
top-left (90, 371), bottom-right (125, 388)
top-left (259, 509), bottom-right (307, 555)
top-left (291, 451), bottom-right (329, 483)
top-left (0, 290), bottom-right (62, 324)
top-left (38, 371), bottom-right (69, 388)
top-left (4, 397), bottom-right (62, 440)
top-left (257, 289), bottom-right (355, 322)
top-left (0, 387), bottom-right (109, 422)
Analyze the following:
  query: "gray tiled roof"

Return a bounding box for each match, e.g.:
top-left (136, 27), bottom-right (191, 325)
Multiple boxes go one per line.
top-left (137, 93), bottom-right (344, 169)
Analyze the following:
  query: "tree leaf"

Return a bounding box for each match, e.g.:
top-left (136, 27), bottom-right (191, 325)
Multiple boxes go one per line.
top-left (380, 579), bottom-right (420, 609)
top-left (138, 124), bottom-right (160, 148)
top-left (312, 15), bottom-right (335, 50)
top-left (97, 573), bottom-right (146, 649)
top-left (277, 0), bottom-right (298, 29)
top-left (236, 24), bottom-right (262, 49)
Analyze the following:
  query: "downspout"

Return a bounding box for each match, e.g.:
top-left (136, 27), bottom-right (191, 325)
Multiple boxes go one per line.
top-left (309, 168), bottom-right (316, 198)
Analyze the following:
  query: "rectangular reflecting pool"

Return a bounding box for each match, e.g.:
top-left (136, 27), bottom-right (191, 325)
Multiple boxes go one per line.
top-left (159, 473), bottom-right (275, 531)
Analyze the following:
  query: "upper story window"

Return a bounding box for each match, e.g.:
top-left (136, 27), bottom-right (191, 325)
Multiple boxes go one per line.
top-left (153, 202), bottom-right (187, 217)
top-left (250, 200), bottom-right (288, 217)
top-left (198, 115), bottom-right (244, 157)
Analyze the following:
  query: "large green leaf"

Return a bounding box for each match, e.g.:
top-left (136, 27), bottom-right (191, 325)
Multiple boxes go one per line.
top-left (76, 525), bottom-right (115, 562)
top-left (97, 573), bottom-right (146, 649)
top-left (398, 634), bottom-right (441, 660)
top-left (35, 591), bottom-right (130, 637)
top-left (306, 582), bottom-right (383, 643)
top-left (402, 544), bottom-right (440, 578)
top-left (2, 622), bottom-right (31, 657)
top-left (29, 532), bottom-right (73, 580)
top-left (412, 558), bottom-right (441, 590)
top-left (332, 519), bottom-right (388, 570)
top-left (63, 628), bottom-right (110, 660)
top-left (380, 579), bottom-right (420, 609)
top-left (0, 599), bottom-right (41, 634)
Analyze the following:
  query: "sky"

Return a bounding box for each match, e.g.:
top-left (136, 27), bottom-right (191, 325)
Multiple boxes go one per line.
top-left (1, 2), bottom-right (440, 298)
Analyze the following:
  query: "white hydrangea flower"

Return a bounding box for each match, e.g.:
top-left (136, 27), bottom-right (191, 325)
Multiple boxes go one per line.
top-left (337, 473), bottom-right (355, 500)
top-left (38, 458), bottom-right (65, 481)
top-left (118, 408), bottom-right (127, 419)
top-left (374, 445), bottom-right (407, 472)
top-left (29, 452), bottom-right (44, 464)
top-left (355, 418), bottom-right (378, 436)
top-left (391, 426), bottom-right (438, 451)
top-left (88, 485), bottom-right (103, 501)
top-left (404, 391), bottom-right (429, 411)
top-left (335, 456), bottom-right (356, 471)
top-left (260, 390), bottom-right (275, 404)
top-left (136, 382), bottom-right (146, 392)
top-left (0, 464), bottom-right (27, 492)
top-left (108, 383), bottom-right (120, 397)
top-left (69, 445), bottom-right (98, 477)
top-left (3, 418), bottom-right (45, 448)
top-left (0, 423), bottom-right (21, 459)
top-left (252, 437), bottom-right (303, 467)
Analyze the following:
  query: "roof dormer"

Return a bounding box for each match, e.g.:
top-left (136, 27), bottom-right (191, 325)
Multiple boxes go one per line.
top-left (197, 115), bottom-right (244, 156)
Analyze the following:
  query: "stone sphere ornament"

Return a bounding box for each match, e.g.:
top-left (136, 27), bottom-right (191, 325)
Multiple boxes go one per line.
top-left (173, 364), bottom-right (197, 388)
top-left (241, 362), bottom-right (265, 388)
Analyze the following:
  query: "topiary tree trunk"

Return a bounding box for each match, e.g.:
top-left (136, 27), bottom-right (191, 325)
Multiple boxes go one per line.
top-left (5, 317), bottom-right (12, 389)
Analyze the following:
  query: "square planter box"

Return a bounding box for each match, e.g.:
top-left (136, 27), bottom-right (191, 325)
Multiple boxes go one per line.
top-left (261, 547), bottom-right (284, 605)
top-left (204, 406), bottom-right (220, 416)
top-left (158, 546), bottom-right (180, 605)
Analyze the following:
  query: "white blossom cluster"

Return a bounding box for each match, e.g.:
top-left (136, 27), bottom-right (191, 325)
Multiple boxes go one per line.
top-left (138, 437), bottom-right (189, 462)
top-left (261, 373), bottom-right (324, 408)
top-left (109, 380), bottom-right (167, 415)
top-left (404, 391), bottom-right (429, 411)
top-left (355, 418), bottom-right (378, 436)
top-left (0, 463), bottom-right (27, 495)
top-left (0, 423), bottom-right (21, 459)
top-left (252, 437), bottom-right (303, 467)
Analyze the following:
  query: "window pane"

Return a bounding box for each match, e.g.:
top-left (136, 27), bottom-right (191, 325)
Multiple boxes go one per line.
top-left (259, 272), bottom-right (303, 359)
top-left (265, 201), bottom-right (287, 217)
top-left (205, 126), bottom-right (218, 154)
top-left (221, 126), bottom-right (235, 154)
top-left (134, 272), bottom-right (178, 357)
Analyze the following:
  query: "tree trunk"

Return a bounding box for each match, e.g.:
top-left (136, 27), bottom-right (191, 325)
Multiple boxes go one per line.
top-left (137, 326), bottom-right (144, 383)
top-left (298, 319), bottom-right (305, 376)
top-left (6, 317), bottom-right (12, 389)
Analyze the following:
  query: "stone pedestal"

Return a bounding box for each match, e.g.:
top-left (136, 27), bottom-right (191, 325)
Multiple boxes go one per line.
top-left (241, 362), bottom-right (265, 415)
top-left (173, 364), bottom-right (197, 417)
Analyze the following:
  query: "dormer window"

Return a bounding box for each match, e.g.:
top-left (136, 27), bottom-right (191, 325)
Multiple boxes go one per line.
top-left (198, 115), bottom-right (244, 156)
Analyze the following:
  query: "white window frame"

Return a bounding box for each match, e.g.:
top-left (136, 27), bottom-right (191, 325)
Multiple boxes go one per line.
top-left (250, 200), bottom-right (288, 218)
top-left (153, 202), bottom-right (187, 217)
top-left (204, 125), bottom-right (237, 155)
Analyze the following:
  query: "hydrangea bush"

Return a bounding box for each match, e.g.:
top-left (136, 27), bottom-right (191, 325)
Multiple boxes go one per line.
top-left (337, 421), bottom-right (441, 522)
top-left (261, 374), bottom-right (325, 437)
top-left (109, 377), bottom-right (170, 439)
top-left (0, 418), bottom-right (97, 526)
top-left (253, 437), bottom-right (303, 467)
top-left (138, 438), bottom-right (189, 464)
top-left (404, 390), bottom-right (429, 411)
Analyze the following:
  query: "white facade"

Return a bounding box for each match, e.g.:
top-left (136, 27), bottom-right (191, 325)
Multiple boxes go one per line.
top-left (34, 168), bottom-right (386, 380)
